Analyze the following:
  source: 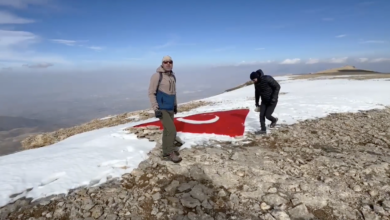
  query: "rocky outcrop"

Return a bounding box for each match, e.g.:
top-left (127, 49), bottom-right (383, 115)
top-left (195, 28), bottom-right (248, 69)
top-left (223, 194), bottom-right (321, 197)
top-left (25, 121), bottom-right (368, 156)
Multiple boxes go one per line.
top-left (2, 107), bottom-right (390, 219)
top-left (315, 65), bottom-right (377, 74)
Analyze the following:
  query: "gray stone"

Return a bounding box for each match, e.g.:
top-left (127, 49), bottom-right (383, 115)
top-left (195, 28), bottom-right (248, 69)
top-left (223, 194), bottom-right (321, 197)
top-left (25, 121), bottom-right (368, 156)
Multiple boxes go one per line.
top-left (261, 202), bottom-right (271, 210)
top-left (165, 180), bottom-right (180, 194)
top-left (201, 200), bottom-right (212, 209)
top-left (180, 193), bottom-right (200, 208)
top-left (91, 206), bottom-right (104, 219)
top-left (271, 210), bottom-right (291, 220)
top-left (189, 166), bottom-right (205, 180)
top-left (152, 192), bottom-right (161, 201)
top-left (189, 184), bottom-right (207, 202)
top-left (230, 152), bottom-right (239, 160)
top-left (262, 194), bottom-right (288, 206)
top-left (81, 198), bottom-right (95, 211)
top-left (177, 181), bottom-right (197, 192)
top-left (288, 204), bottom-right (314, 220)
top-left (105, 214), bottom-right (118, 220)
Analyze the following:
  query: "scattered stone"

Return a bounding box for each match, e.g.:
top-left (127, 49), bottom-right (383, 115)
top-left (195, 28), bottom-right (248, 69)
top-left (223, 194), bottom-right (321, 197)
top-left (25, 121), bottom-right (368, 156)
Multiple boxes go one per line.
top-left (230, 152), bottom-right (239, 160)
top-left (262, 194), bottom-right (288, 206)
top-left (353, 185), bottom-right (362, 192)
top-left (288, 204), bottom-right (314, 220)
top-left (90, 206), bottom-right (104, 219)
top-left (268, 187), bottom-right (277, 193)
top-left (2, 107), bottom-right (390, 220)
top-left (180, 193), bottom-right (200, 208)
top-left (261, 202), bottom-right (271, 210)
top-left (189, 184), bottom-right (207, 202)
top-left (152, 192), bottom-right (161, 201)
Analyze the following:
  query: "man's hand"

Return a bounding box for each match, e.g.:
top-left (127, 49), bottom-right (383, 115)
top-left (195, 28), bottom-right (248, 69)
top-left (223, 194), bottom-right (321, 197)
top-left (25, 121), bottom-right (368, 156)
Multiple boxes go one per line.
top-left (155, 110), bottom-right (162, 118)
top-left (174, 106), bottom-right (177, 114)
top-left (255, 103), bottom-right (259, 107)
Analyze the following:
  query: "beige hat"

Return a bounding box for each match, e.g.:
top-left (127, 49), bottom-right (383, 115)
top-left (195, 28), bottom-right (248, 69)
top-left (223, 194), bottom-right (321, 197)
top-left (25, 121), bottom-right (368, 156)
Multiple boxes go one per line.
top-left (162, 55), bottom-right (172, 62)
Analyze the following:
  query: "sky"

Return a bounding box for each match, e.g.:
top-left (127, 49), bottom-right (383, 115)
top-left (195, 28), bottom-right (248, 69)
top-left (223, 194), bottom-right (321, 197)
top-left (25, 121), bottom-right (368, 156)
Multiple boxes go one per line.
top-left (1, 0), bottom-right (390, 126)
top-left (0, 0), bottom-right (390, 72)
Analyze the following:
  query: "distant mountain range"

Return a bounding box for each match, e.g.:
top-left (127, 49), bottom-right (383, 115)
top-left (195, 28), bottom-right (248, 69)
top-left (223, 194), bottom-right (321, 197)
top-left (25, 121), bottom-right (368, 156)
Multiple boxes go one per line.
top-left (314, 65), bottom-right (379, 74)
top-left (0, 116), bottom-right (63, 156)
top-left (0, 116), bottom-right (47, 131)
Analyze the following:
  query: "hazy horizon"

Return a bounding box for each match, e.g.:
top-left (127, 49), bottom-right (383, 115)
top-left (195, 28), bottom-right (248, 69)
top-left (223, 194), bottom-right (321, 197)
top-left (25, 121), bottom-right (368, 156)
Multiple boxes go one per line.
top-left (1, 0), bottom-right (390, 128)
top-left (1, 59), bottom-right (390, 128)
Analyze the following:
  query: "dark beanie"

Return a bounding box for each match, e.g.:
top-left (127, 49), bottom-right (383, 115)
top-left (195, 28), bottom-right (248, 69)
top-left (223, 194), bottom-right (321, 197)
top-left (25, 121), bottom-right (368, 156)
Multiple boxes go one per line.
top-left (250, 71), bottom-right (259, 80)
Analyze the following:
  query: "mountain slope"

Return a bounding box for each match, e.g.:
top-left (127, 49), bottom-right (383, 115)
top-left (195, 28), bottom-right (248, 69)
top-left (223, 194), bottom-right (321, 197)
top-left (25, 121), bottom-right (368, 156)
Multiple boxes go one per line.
top-left (0, 75), bottom-right (390, 220)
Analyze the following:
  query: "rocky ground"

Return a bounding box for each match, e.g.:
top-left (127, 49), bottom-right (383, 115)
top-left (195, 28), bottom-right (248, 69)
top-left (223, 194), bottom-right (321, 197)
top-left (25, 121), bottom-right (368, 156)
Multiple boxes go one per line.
top-left (1, 107), bottom-right (390, 220)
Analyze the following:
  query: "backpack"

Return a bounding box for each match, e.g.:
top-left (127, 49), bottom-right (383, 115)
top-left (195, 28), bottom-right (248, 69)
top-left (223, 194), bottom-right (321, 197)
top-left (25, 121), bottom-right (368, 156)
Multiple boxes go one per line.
top-left (156, 72), bottom-right (176, 93)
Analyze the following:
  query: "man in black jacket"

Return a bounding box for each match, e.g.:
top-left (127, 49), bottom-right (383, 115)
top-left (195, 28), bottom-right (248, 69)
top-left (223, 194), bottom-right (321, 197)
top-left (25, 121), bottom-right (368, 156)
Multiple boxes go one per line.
top-left (250, 69), bottom-right (281, 134)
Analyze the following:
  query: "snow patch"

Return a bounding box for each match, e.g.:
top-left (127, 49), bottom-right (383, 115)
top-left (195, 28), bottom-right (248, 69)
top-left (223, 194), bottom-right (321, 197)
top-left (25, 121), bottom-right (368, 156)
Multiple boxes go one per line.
top-left (0, 76), bottom-right (390, 207)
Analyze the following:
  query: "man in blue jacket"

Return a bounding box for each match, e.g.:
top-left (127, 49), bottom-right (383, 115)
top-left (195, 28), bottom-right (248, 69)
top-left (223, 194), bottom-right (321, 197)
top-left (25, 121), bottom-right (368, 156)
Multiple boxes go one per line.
top-left (250, 69), bottom-right (281, 134)
top-left (148, 55), bottom-right (182, 163)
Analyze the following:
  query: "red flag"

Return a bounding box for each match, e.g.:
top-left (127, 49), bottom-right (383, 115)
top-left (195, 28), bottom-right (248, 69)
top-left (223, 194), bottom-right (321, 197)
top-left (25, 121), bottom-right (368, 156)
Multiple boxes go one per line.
top-left (134, 109), bottom-right (250, 137)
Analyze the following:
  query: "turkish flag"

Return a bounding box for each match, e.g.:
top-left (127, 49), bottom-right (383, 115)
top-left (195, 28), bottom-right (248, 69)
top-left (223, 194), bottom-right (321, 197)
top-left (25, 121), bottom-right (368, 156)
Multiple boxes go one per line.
top-left (134, 109), bottom-right (250, 137)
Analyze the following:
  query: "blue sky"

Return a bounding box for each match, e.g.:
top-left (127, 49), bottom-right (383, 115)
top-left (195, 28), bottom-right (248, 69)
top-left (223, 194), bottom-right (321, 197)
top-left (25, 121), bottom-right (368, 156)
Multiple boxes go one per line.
top-left (0, 0), bottom-right (390, 71)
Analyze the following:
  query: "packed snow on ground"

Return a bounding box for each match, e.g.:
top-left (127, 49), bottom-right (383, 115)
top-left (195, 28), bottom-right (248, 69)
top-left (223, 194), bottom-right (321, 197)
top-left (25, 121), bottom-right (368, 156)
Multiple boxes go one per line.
top-left (0, 76), bottom-right (390, 207)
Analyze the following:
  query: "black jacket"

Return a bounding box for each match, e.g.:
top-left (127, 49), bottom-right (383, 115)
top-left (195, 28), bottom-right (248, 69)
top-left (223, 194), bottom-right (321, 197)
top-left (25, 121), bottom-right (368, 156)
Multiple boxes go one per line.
top-left (254, 74), bottom-right (281, 105)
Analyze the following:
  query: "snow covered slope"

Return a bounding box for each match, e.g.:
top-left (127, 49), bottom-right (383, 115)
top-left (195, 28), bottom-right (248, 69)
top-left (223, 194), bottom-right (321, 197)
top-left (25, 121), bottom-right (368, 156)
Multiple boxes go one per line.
top-left (1, 76), bottom-right (390, 207)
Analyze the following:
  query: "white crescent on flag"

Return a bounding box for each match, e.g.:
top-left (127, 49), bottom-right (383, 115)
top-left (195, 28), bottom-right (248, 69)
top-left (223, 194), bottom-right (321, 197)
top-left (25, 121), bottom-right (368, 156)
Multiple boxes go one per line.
top-left (176, 115), bottom-right (219, 124)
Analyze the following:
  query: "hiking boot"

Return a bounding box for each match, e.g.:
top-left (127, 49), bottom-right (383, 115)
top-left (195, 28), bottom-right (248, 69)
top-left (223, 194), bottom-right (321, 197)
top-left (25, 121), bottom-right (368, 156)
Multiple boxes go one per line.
top-left (270, 118), bottom-right (278, 128)
top-left (162, 152), bottom-right (182, 163)
top-left (255, 130), bottom-right (267, 135)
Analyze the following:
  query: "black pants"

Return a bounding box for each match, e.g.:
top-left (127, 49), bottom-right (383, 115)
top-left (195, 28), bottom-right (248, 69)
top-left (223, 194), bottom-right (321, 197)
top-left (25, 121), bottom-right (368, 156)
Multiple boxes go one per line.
top-left (260, 101), bottom-right (277, 131)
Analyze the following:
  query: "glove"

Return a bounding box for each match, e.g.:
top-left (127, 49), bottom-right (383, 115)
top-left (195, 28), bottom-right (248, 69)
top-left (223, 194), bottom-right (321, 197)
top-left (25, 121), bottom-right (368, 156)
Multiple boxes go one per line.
top-left (255, 103), bottom-right (259, 107)
top-left (155, 110), bottom-right (162, 119)
top-left (174, 106), bottom-right (177, 114)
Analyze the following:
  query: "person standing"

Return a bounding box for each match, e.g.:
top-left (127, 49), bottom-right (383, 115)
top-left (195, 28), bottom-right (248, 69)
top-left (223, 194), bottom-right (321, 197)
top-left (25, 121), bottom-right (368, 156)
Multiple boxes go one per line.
top-left (148, 55), bottom-right (182, 163)
top-left (249, 69), bottom-right (281, 134)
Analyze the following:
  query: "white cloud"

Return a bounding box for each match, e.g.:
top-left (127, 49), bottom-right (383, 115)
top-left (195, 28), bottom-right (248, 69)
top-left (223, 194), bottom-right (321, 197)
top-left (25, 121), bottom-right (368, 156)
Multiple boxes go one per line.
top-left (86, 46), bottom-right (103, 51)
top-left (335, 34), bottom-right (346, 38)
top-left (0, 0), bottom-right (49, 9)
top-left (369, 58), bottom-right (390, 63)
top-left (306, 58), bottom-right (320, 64)
top-left (255, 48), bottom-right (265, 50)
top-left (51, 39), bottom-right (104, 51)
top-left (0, 29), bottom-right (69, 65)
top-left (233, 57), bottom-right (390, 67)
top-left (23, 62), bottom-right (53, 68)
top-left (280, 58), bottom-right (301, 64)
top-left (0, 29), bottom-right (38, 47)
top-left (51, 39), bottom-right (80, 46)
top-left (358, 58), bottom-right (369, 63)
top-left (328, 57), bottom-right (348, 63)
top-left (0, 10), bottom-right (34, 24)
top-left (360, 40), bottom-right (387, 44)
